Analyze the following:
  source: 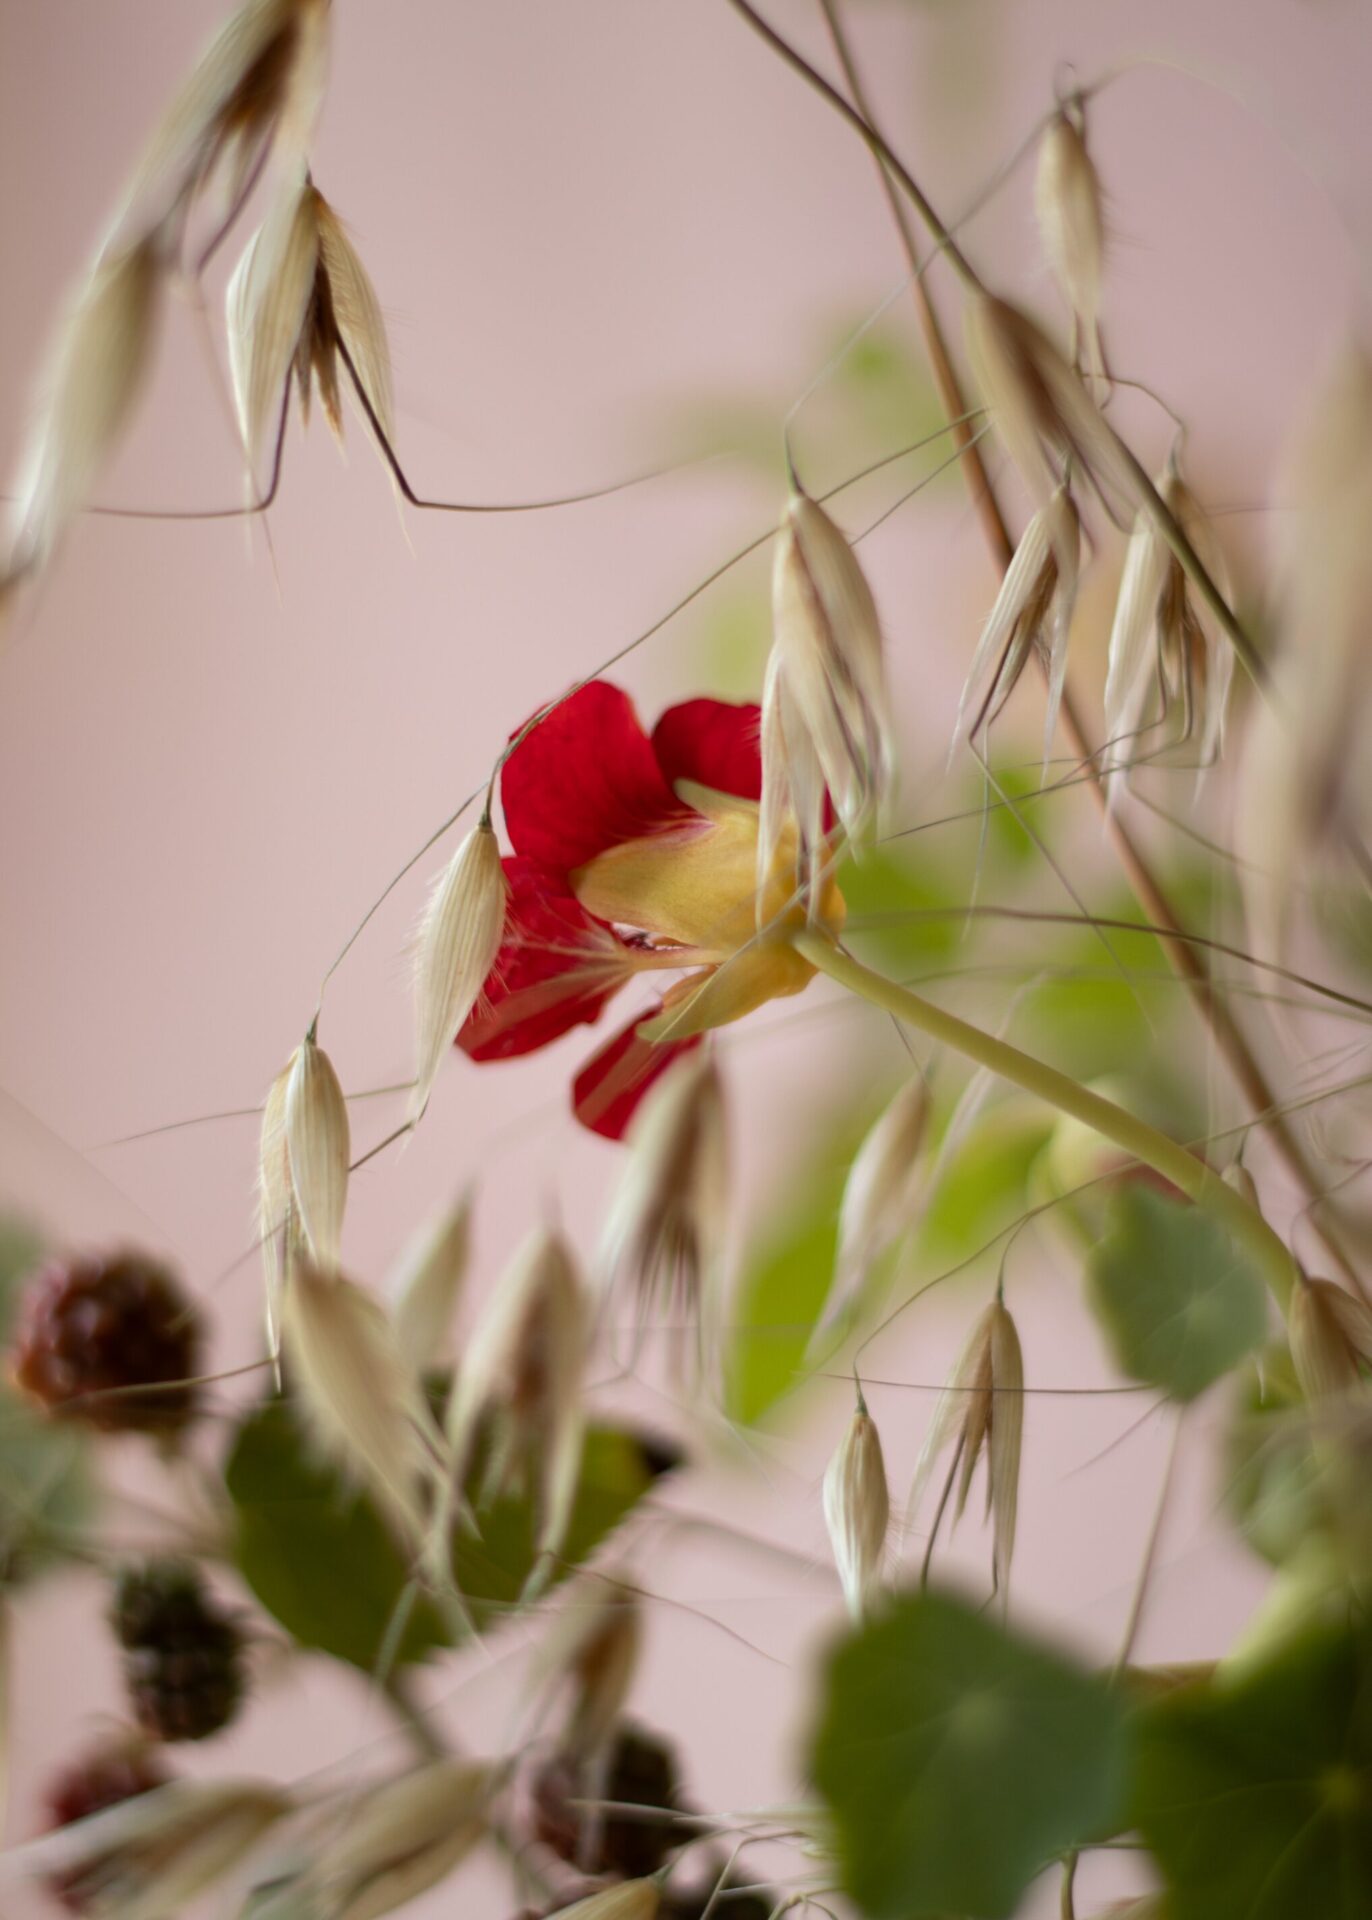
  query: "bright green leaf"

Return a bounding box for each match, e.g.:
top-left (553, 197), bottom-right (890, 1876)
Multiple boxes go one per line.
top-left (1132, 1616), bottom-right (1372, 1920)
top-left (810, 1588), bottom-right (1130, 1920)
top-left (1086, 1186), bottom-right (1268, 1401)
top-left (225, 1396), bottom-right (672, 1672)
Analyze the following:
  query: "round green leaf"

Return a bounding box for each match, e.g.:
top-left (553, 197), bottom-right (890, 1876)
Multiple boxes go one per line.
top-left (225, 1395), bottom-right (671, 1671)
top-left (1132, 1615), bottom-right (1372, 1919)
top-left (810, 1588), bottom-right (1130, 1920)
top-left (1086, 1186), bottom-right (1268, 1401)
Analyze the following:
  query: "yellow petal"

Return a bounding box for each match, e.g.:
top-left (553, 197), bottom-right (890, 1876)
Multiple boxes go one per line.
top-left (637, 941), bottom-right (815, 1043)
top-left (572, 814), bottom-right (760, 952)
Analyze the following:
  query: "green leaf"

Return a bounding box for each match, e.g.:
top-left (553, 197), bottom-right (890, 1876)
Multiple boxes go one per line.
top-left (1132, 1615), bottom-right (1372, 1920)
top-left (914, 1103), bottom-right (1052, 1271)
top-left (225, 1396), bottom-right (671, 1672)
top-left (1086, 1186), bottom-right (1268, 1401)
top-left (0, 1383), bottom-right (94, 1587)
top-left (810, 1588), bottom-right (1130, 1920)
top-left (1224, 1347), bottom-right (1323, 1567)
top-left (724, 1180), bottom-right (843, 1429)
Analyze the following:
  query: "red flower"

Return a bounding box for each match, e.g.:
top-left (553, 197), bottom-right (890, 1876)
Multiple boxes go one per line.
top-left (458, 681), bottom-right (844, 1138)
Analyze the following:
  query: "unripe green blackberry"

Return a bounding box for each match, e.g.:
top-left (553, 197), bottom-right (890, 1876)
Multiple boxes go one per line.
top-left (111, 1562), bottom-right (244, 1743)
top-left (44, 1743), bottom-right (169, 1912)
top-left (531, 1722), bottom-right (681, 1879)
top-left (11, 1252), bottom-right (202, 1434)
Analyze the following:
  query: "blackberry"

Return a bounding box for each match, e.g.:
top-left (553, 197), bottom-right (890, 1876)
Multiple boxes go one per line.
top-left (11, 1252), bottom-right (202, 1434)
top-left (531, 1723), bottom-right (682, 1879)
top-left (44, 1744), bottom-right (169, 1912)
top-left (111, 1562), bottom-right (244, 1743)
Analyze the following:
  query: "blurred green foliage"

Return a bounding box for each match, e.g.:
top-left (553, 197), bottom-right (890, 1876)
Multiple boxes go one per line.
top-left (226, 1395), bottom-right (668, 1672)
top-left (1132, 1615), bottom-right (1372, 1919)
top-left (811, 1588), bottom-right (1129, 1920)
top-left (1087, 1186), bottom-right (1269, 1402)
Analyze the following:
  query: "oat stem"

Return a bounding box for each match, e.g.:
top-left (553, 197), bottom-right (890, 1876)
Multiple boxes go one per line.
top-left (794, 930), bottom-right (1297, 1311)
top-left (805, 0), bottom-right (1369, 1296)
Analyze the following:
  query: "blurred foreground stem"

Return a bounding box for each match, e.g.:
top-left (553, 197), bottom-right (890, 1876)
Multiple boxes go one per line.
top-left (794, 931), bottom-right (1298, 1313)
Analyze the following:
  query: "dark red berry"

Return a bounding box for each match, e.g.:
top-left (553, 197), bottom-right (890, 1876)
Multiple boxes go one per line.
top-left (44, 1744), bottom-right (169, 1912)
top-left (10, 1252), bottom-right (202, 1435)
top-left (111, 1562), bottom-right (244, 1743)
top-left (532, 1723), bottom-right (682, 1879)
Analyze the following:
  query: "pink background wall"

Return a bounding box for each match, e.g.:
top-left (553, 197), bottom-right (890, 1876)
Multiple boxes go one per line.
top-left (2, 0), bottom-right (1370, 1913)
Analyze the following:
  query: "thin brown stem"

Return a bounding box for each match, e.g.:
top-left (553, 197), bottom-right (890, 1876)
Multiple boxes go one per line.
top-left (805, 0), bottom-right (1367, 1298)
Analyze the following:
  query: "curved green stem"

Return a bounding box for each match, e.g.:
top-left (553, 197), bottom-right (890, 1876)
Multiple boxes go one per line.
top-left (794, 931), bottom-right (1297, 1312)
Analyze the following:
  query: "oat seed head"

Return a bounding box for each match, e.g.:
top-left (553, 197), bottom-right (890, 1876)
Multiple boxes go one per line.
top-left (305, 1761), bottom-right (488, 1920)
top-left (7, 236), bottom-right (162, 577)
top-left (833, 1077), bottom-right (930, 1302)
top-left (1035, 105), bottom-right (1106, 391)
top-left (227, 166), bottom-right (321, 470)
top-left (1256, 340), bottom-right (1372, 901)
top-left (13, 1779), bottom-right (288, 1920)
top-left (957, 482), bottom-right (1080, 763)
top-left (1290, 1277), bottom-right (1372, 1405)
top-left (769, 485), bottom-right (895, 852)
top-left (823, 1396), bottom-right (890, 1621)
top-left (443, 1226), bottom-right (589, 1567)
top-left (547, 1880), bottom-right (662, 1920)
top-left (534, 1574), bottom-right (642, 1759)
top-left (965, 291), bottom-right (1135, 515)
top-left (410, 820), bottom-right (508, 1124)
top-left (122, 0), bottom-right (331, 245)
top-left (908, 1298), bottom-right (1024, 1597)
top-left (281, 1257), bottom-right (436, 1546)
top-left (600, 1051), bottom-right (728, 1348)
top-left (1104, 460), bottom-right (1233, 779)
top-left (283, 1035), bottom-right (350, 1271)
top-left (389, 1191), bottom-right (473, 1372)
top-left (256, 1060), bottom-right (295, 1353)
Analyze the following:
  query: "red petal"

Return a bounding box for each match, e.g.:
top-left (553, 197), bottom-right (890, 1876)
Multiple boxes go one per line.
top-left (571, 1010), bottom-right (703, 1140)
top-left (651, 699), bottom-right (763, 803)
top-left (502, 682), bottom-right (690, 873)
top-left (459, 858), bottom-right (627, 1061)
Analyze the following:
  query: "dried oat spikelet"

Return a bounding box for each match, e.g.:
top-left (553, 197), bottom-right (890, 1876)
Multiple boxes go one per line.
top-left (1035, 102), bottom-right (1106, 393)
top-left (6, 235), bottom-right (162, 581)
top-left (534, 1575), bottom-right (642, 1760)
top-left (410, 819), bottom-right (508, 1123)
top-left (296, 1761), bottom-right (489, 1920)
top-left (762, 483), bottom-right (895, 896)
top-left (956, 482), bottom-right (1081, 763)
top-left (283, 1033), bottom-right (350, 1270)
top-left (227, 168), bottom-right (395, 480)
top-left (821, 1079), bottom-right (930, 1344)
top-left (1253, 341), bottom-right (1372, 908)
top-left (600, 1052), bottom-right (728, 1359)
top-left (256, 1060), bottom-right (294, 1359)
top-left (909, 1298), bottom-right (1024, 1598)
top-left (442, 1227), bottom-right (589, 1575)
top-left (122, 0), bottom-right (331, 244)
top-left (1103, 456), bottom-right (1234, 779)
top-left (14, 1778), bottom-right (288, 1920)
top-left (549, 1881), bottom-right (662, 1920)
top-left (389, 1191), bottom-right (473, 1372)
top-left (965, 291), bottom-right (1136, 516)
top-left (282, 1257), bottom-right (437, 1546)
top-left (823, 1388), bottom-right (890, 1621)
top-left (1290, 1278), bottom-right (1372, 1405)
